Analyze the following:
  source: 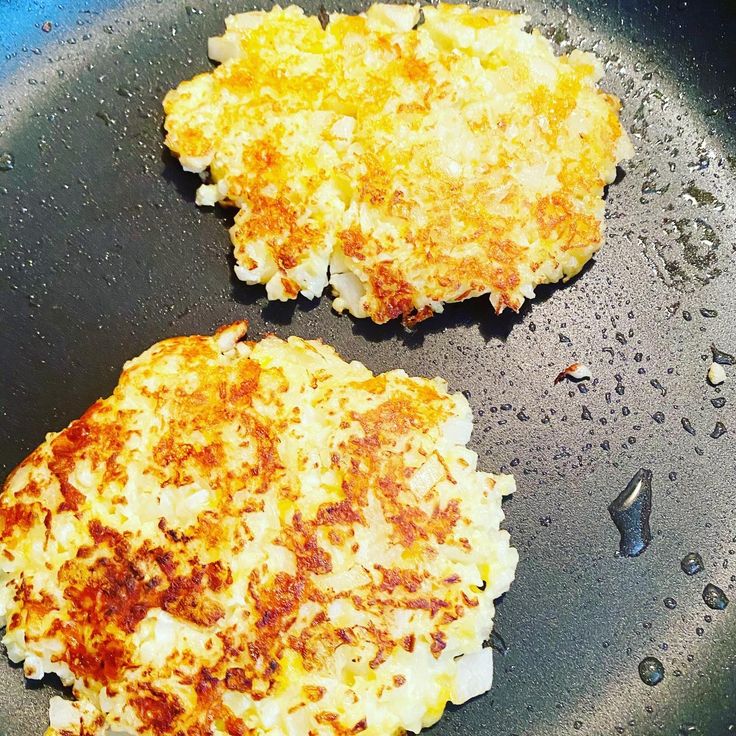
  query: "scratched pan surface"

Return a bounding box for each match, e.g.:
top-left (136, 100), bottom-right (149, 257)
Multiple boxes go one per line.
top-left (1, 0), bottom-right (735, 733)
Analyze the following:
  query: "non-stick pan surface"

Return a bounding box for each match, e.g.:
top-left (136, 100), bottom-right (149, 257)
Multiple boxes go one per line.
top-left (1, 0), bottom-right (735, 734)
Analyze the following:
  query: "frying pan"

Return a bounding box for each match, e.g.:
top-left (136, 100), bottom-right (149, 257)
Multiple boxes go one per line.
top-left (1, 0), bottom-right (735, 733)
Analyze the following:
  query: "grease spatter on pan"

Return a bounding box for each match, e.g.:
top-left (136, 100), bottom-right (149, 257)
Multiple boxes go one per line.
top-left (608, 468), bottom-right (653, 557)
top-left (0, 152), bottom-right (14, 172)
top-left (638, 657), bottom-right (665, 686)
top-left (680, 552), bottom-right (705, 576)
top-left (702, 583), bottom-right (729, 610)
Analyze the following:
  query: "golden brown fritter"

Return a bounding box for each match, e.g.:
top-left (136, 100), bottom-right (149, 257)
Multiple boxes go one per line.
top-left (164, 3), bottom-right (632, 325)
top-left (0, 323), bottom-right (516, 736)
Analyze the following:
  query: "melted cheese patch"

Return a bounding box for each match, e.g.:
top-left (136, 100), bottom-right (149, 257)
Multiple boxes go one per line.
top-left (164, 2), bottom-right (633, 325)
top-left (0, 322), bottom-right (517, 736)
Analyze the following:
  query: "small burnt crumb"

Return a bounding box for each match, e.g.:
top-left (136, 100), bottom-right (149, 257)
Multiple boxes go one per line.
top-left (581, 406), bottom-right (592, 421)
top-left (41, 20), bottom-right (53, 32)
top-left (317, 4), bottom-right (329, 29)
top-left (711, 397), bottom-right (726, 409)
top-left (540, 515), bottom-right (552, 527)
top-left (558, 333), bottom-right (571, 344)
top-left (711, 344), bottom-right (736, 365)
top-left (681, 417), bottom-right (696, 436)
top-left (555, 363), bottom-right (592, 384)
top-left (487, 630), bottom-right (508, 656)
top-left (700, 308), bottom-right (718, 318)
top-left (710, 422), bottom-right (727, 440)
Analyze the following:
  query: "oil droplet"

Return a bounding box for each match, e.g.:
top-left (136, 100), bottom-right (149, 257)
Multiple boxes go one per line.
top-left (608, 469), bottom-right (653, 557)
top-left (712, 397), bottom-right (726, 409)
top-left (681, 552), bottom-right (704, 576)
top-left (95, 110), bottom-right (114, 126)
top-left (650, 379), bottom-right (666, 396)
top-left (702, 583), bottom-right (729, 610)
top-left (700, 308), bottom-right (718, 318)
top-left (681, 417), bottom-right (696, 435)
top-left (710, 422), bottom-right (727, 439)
top-left (0, 151), bottom-right (14, 171)
top-left (711, 344), bottom-right (736, 365)
top-left (638, 657), bottom-right (665, 686)
top-left (664, 597), bottom-right (677, 609)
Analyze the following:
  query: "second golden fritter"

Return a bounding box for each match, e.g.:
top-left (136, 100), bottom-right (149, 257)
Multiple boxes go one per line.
top-left (0, 323), bottom-right (516, 736)
top-left (164, 3), bottom-right (633, 324)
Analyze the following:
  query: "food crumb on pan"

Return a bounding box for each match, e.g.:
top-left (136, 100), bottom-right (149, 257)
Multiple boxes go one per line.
top-left (554, 362), bottom-right (592, 384)
top-left (707, 361), bottom-right (726, 385)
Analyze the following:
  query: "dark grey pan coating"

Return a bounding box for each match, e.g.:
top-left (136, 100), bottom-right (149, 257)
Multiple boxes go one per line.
top-left (0, 0), bottom-right (735, 733)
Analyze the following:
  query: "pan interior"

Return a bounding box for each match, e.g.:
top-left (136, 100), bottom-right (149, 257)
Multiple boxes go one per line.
top-left (0, 1), bottom-right (734, 734)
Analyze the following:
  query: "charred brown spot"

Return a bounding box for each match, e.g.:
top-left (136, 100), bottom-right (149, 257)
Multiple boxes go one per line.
top-left (225, 668), bottom-right (253, 693)
top-left (131, 687), bottom-right (184, 733)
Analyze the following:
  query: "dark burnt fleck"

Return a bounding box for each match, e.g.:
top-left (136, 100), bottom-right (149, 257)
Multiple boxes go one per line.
top-left (699, 308), bottom-right (718, 318)
top-left (487, 629), bottom-right (508, 656)
top-left (317, 4), bottom-right (329, 29)
top-left (711, 397), bottom-right (726, 409)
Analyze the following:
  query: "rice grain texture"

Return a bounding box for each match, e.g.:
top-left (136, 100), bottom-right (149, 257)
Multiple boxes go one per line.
top-left (0, 322), bottom-right (517, 736)
top-left (164, 3), bottom-right (633, 324)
